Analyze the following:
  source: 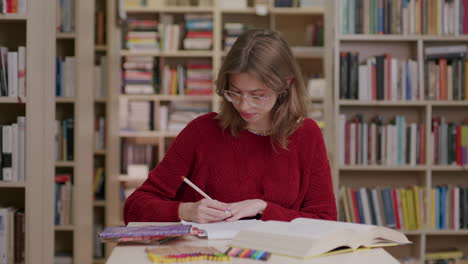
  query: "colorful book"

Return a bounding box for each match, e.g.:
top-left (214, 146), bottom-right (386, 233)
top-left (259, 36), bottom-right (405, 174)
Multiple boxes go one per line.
top-left (99, 224), bottom-right (194, 240)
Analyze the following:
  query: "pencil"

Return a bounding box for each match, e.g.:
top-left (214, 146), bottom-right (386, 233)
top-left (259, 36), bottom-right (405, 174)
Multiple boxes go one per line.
top-left (181, 176), bottom-right (213, 200)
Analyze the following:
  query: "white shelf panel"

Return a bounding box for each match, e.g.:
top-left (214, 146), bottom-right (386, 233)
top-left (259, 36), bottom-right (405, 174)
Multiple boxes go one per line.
top-left (55, 161), bottom-right (75, 168)
top-left (95, 45), bottom-right (107, 52)
top-left (0, 13), bottom-right (27, 20)
top-left (0, 97), bottom-right (25, 103)
top-left (339, 165), bottom-right (427, 171)
top-left (119, 131), bottom-right (179, 138)
top-left (94, 149), bottom-right (107, 155)
top-left (221, 8), bottom-right (256, 14)
top-left (431, 165), bottom-right (468, 171)
top-left (119, 94), bottom-right (213, 101)
top-left (56, 32), bottom-right (76, 39)
top-left (121, 50), bottom-right (213, 57)
top-left (270, 7), bottom-right (324, 14)
top-left (0, 181), bottom-right (26, 188)
top-left (430, 101), bottom-right (468, 107)
top-left (118, 175), bottom-right (147, 182)
top-left (338, 100), bottom-right (427, 107)
top-left (424, 230), bottom-right (468, 235)
top-left (95, 97), bottom-right (107, 103)
top-left (94, 200), bottom-right (106, 207)
top-left (55, 97), bottom-right (76, 103)
top-left (125, 6), bottom-right (214, 13)
top-left (55, 225), bottom-right (74, 231)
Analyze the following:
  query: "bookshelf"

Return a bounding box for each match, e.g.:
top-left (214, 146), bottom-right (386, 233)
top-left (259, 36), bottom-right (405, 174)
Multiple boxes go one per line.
top-left (0, 0), bottom-right (56, 263)
top-left (102, 0), bottom-right (332, 250)
top-left (55, 0), bottom-right (95, 263)
top-left (333, 0), bottom-right (468, 263)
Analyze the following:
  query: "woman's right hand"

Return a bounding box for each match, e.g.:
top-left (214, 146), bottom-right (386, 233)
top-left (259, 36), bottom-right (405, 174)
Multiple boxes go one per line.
top-left (178, 199), bottom-right (230, 223)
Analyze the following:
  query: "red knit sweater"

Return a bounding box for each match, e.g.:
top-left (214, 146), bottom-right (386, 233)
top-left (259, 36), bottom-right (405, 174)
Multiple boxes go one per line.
top-left (124, 112), bottom-right (336, 224)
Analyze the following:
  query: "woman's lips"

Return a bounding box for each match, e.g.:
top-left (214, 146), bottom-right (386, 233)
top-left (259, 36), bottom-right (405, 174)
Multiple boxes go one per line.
top-left (240, 112), bottom-right (255, 119)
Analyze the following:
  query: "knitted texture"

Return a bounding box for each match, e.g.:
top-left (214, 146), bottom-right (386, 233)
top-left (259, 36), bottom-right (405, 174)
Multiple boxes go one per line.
top-left (124, 112), bottom-right (337, 224)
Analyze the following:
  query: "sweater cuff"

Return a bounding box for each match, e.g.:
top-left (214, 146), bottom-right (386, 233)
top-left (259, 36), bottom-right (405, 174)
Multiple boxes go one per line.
top-left (260, 201), bottom-right (288, 221)
top-left (146, 200), bottom-right (183, 222)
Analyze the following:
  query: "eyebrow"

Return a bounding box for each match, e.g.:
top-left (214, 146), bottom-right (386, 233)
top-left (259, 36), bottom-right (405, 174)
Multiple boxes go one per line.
top-left (229, 82), bottom-right (266, 93)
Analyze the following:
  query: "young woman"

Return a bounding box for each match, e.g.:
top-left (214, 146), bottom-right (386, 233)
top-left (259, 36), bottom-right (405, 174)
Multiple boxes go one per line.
top-left (124, 29), bottom-right (336, 224)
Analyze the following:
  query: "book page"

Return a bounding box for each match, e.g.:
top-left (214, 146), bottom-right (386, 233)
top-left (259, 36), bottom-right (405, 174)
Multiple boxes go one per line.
top-left (292, 218), bottom-right (411, 245)
top-left (181, 219), bottom-right (262, 240)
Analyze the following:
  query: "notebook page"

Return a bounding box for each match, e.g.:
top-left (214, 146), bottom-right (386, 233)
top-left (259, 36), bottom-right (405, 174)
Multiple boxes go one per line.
top-left (181, 219), bottom-right (262, 240)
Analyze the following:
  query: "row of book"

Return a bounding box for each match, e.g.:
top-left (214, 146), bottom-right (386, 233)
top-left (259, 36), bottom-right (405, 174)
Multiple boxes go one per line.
top-left (122, 57), bottom-right (213, 95)
top-left (0, 47), bottom-right (26, 98)
top-left (54, 174), bottom-right (72, 226)
top-left (0, 0), bottom-right (26, 14)
top-left (160, 101), bottom-right (211, 132)
top-left (56, 0), bottom-right (73, 33)
top-left (160, 61), bottom-right (213, 95)
top-left (424, 45), bottom-right (468, 101)
top-left (0, 117), bottom-right (25, 182)
top-left (432, 117), bottom-right (468, 166)
top-left (339, 52), bottom-right (419, 101)
top-left (339, 185), bottom-right (468, 231)
top-left (340, 0), bottom-right (468, 35)
top-left (338, 115), bottom-right (426, 166)
top-left (56, 56), bottom-right (75, 97)
top-left (0, 207), bottom-right (24, 264)
top-left (54, 119), bottom-right (74, 162)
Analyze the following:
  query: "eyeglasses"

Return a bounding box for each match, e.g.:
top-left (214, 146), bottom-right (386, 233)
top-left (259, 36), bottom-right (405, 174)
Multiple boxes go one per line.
top-left (223, 90), bottom-right (273, 107)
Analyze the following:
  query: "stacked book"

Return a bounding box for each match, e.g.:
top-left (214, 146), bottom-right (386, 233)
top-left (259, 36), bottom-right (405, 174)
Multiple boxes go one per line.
top-left (340, 52), bottom-right (419, 101)
top-left (125, 18), bottom-right (160, 51)
top-left (185, 61), bottom-right (212, 95)
top-left (122, 56), bottom-right (157, 94)
top-left (183, 14), bottom-right (213, 50)
top-left (338, 114), bottom-right (426, 166)
top-left (99, 224), bottom-right (202, 243)
top-left (224, 23), bottom-right (245, 51)
top-left (167, 101), bottom-right (211, 132)
top-left (119, 98), bottom-right (155, 132)
top-left (424, 45), bottom-right (468, 100)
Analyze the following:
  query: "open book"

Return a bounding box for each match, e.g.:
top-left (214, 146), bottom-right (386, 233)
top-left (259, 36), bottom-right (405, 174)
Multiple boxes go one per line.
top-left (229, 218), bottom-right (411, 259)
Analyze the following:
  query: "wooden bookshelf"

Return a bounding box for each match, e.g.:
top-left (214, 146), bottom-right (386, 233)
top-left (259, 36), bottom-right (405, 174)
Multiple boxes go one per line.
top-left (54, 0), bottom-right (95, 262)
top-left (0, 0), bottom-right (56, 263)
top-left (333, 0), bottom-right (468, 262)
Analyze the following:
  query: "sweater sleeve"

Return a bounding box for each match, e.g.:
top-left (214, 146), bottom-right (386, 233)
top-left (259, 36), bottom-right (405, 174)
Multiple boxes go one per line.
top-left (123, 119), bottom-right (202, 224)
top-left (260, 121), bottom-right (337, 222)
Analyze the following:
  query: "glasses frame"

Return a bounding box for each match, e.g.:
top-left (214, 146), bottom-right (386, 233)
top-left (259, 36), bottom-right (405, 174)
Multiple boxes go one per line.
top-left (222, 90), bottom-right (274, 107)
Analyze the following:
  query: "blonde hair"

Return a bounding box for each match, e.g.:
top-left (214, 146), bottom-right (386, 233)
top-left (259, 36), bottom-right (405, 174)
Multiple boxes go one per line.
top-left (215, 29), bottom-right (309, 149)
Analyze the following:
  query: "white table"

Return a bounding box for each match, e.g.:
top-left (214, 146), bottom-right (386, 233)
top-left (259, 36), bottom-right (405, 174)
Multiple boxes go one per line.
top-left (105, 236), bottom-right (401, 264)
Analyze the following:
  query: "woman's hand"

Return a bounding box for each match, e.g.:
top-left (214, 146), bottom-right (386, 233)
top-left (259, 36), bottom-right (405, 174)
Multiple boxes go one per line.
top-left (224, 199), bottom-right (267, 222)
top-left (178, 199), bottom-right (230, 223)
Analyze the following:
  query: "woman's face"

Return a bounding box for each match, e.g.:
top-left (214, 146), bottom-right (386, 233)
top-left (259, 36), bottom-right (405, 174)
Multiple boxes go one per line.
top-left (226, 72), bottom-right (278, 129)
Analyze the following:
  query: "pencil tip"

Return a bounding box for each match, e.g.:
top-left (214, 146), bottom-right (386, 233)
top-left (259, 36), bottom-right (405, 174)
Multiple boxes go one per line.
top-left (181, 176), bottom-right (185, 180)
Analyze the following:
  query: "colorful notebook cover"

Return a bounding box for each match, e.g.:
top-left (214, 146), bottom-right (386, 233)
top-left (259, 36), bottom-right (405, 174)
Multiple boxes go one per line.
top-left (99, 224), bottom-right (192, 239)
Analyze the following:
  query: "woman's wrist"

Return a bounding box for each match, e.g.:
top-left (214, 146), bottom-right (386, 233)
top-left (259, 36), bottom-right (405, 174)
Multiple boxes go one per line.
top-left (178, 202), bottom-right (192, 221)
